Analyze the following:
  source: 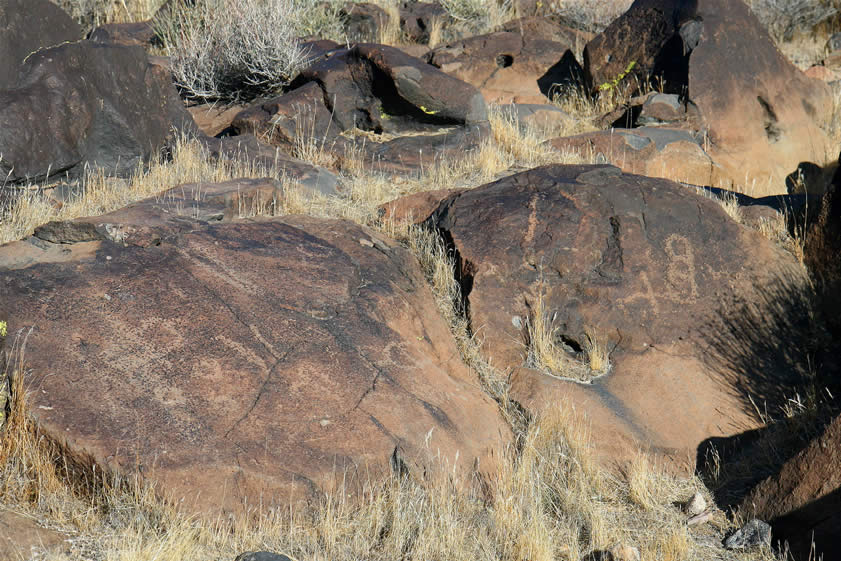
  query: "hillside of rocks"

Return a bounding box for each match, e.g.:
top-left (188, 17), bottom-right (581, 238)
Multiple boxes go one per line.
top-left (2, 0), bottom-right (841, 560)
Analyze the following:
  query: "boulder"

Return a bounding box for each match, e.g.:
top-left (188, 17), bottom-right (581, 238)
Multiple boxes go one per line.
top-left (341, 2), bottom-right (389, 42)
top-left (399, 1), bottom-right (448, 44)
top-left (0, 510), bottom-right (66, 559)
top-left (580, 0), bottom-right (834, 195)
top-left (0, 41), bottom-right (196, 182)
top-left (0, 0), bottom-right (82, 86)
top-left (738, 414), bottom-right (841, 560)
top-left (187, 103), bottom-right (248, 137)
top-left (200, 135), bottom-right (340, 197)
top-left (547, 127), bottom-right (730, 187)
top-left (236, 43), bottom-right (490, 173)
top-left (426, 31), bottom-right (572, 104)
top-left (803, 155), bottom-right (841, 336)
top-left (0, 189), bottom-right (510, 513)
top-left (89, 21), bottom-right (157, 47)
top-left (421, 164), bottom-right (804, 472)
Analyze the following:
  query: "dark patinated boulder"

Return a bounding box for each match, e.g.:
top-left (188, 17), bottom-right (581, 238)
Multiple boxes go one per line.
top-left (234, 43), bottom-right (489, 173)
top-left (0, 0), bottom-right (82, 86)
top-left (0, 41), bottom-right (196, 182)
top-left (739, 413), bottom-right (841, 560)
top-left (578, 0), bottom-right (833, 195)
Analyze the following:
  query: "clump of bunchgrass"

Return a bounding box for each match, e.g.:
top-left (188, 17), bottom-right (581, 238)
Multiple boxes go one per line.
top-left (159, 0), bottom-right (311, 102)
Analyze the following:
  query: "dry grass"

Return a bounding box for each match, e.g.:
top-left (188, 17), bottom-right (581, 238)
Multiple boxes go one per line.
top-left (51, 0), bottom-right (166, 27)
top-left (525, 291), bottom-right (610, 384)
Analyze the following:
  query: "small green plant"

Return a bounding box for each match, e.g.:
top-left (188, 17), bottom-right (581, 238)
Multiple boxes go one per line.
top-left (598, 60), bottom-right (637, 91)
top-left (0, 321), bottom-right (6, 338)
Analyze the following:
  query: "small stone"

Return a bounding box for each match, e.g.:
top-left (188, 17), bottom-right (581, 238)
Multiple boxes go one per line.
top-left (684, 491), bottom-right (707, 516)
top-left (609, 543), bottom-right (640, 561)
top-left (826, 32), bottom-right (841, 53)
top-left (234, 552), bottom-right (296, 561)
top-left (724, 519), bottom-right (772, 550)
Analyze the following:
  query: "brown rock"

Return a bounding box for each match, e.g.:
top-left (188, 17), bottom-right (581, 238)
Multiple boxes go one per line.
top-left (89, 21), bottom-right (157, 47)
top-left (232, 81), bottom-right (337, 148)
top-left (259, 43), bottom-right (491, 173)
top-left (547, 127), bottom-right (729, 187)
top-left (424, 164), bottom-right (801, 472)
top-left (188, 104), bottom-right (248, 137)
top-left (0, 0), bottom-right (82, 86)
top-left (341, 2), bottom-right (389, 42)
top-left (427, 31), bottom-right (572, 104)
top-left (581, 0), bottom-right (834, 195)
top-left (0, 199), bottom-right (510, 514)
top-left (0, 510), bottom-right (67, 559)
top-left (379, 188), bottom-right (462, 223)
top-left (399, 1), bottom-right (448, 44)
top-left (198, 135), bottom-right (339, 197)
top-left (0, 41), bottom-right (197, 183)
top-left (739, 414), bottom-right (841, 560)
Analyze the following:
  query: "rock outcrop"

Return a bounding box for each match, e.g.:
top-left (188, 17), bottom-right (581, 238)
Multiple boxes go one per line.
top-left (0, 180), bottom-right (510, 513)
top-left (0, 41), bottom-right (195, 182)
top-left (418, 164), bottom-right (805, 471)
top-left (739, 414), bottom-right (841, 560)
top-left (232, 43), bottom-right (489, 173)
top-left (574, 0), bottom-right (833, 194)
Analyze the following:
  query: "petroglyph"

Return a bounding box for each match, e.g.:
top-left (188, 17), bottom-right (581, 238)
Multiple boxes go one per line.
top-left (664, 234), bottom-right (698, 300)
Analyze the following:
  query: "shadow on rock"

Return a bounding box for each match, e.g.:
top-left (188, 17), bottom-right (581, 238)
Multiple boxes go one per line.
top-left (696, 267), bottom-right (840, 509)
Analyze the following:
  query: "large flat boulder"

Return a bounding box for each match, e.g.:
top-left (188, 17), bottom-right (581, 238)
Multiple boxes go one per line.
top-left (579, 0), bottom-right (833, 195)
top-left (0, 41), bottom-right (196, 182)
top-left (422, 164), bottom-right (806, 472)
top-left (0, 183), bottom-right (510, 513)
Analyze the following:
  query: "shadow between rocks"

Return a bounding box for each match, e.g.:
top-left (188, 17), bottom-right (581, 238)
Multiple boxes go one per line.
top-left (695, 267), bottom-right (840, 510)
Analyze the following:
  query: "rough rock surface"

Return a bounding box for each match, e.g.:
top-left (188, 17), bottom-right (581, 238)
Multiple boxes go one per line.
top-left (0, 41), bottom-right (196, 182)
top-left (426, 21), bottom-right (584, 104)
top-left (739, 414), bottom-right (841, 560)
top-left (235, 43), bottom-right (489, 173)
top-left (0, 510), bottom-right (66, 559)
top-left (0, 0), bottom-right (82, 86)
top-left (547, 127), bottom-right (729, 187)
top-left (422, 164), bottom-right (803, 471)
top-left (0, 184), bottom-right (510, 513)
top-left (579, 0), bottom-right (833, 195)
top-left (89, 21), bottom-right (157, 47)
top-left (198, 135), bottom-right (339, 197)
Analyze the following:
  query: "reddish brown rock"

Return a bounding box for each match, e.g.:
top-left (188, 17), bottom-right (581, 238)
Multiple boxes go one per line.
top-left (580, 0), bottom-right (833, 195)
top-left (424, 164), bottom-right (803, 472)
top-left (379, 188), bottom-right (462, 223)
top-left (0, 41), bottom-right (196, 182)
top-left (242, 43), bottom-right (490, 173)
top-left (341, 2), bottom-right (389, 42)
top-left (739, 414), bottom-right (841, 561)
top-left (188, 103), bottom-right (248, 137)
top-left (399, 1), bottom-right (448, 44)
top-left (0, 510), bottom-right (67, 559)
top-left (0, 190), bottom-right (509, 513)
top-left (232, 81), bottom-right (337, 148)
top-left (547, 127), bottom-right (729, 187)
top-left (427, 31), bottom-right (570, 104)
